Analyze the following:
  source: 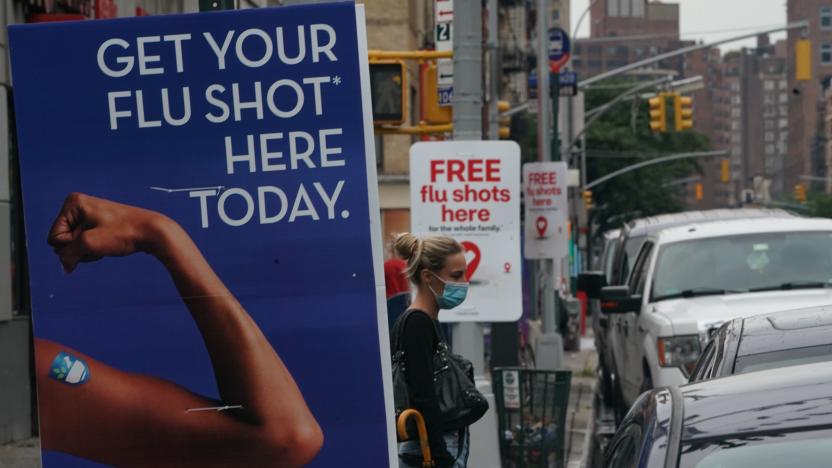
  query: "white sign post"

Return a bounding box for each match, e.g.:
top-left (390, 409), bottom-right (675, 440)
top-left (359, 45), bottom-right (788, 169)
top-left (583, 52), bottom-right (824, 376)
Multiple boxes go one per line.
top-left (435, 0), bottom-right (454, 106)
top-left (410, 141), bottom-right (522, 322)
top-left (523, 162), bottom-right (569, 261)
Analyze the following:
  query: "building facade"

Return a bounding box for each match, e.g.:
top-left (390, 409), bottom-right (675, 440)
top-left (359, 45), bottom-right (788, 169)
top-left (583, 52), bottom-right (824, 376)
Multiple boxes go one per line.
top-left (787, 0), bottom-right (832, 194)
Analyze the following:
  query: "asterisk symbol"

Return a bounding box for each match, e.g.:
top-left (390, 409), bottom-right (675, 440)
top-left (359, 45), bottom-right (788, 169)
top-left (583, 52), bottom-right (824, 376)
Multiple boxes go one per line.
top-left (333, 76), bottom-right (342, 86)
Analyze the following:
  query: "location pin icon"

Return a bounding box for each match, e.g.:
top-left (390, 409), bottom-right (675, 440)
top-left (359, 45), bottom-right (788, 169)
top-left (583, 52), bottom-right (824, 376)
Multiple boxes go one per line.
top-left (536, 216), bottom-right (548, 238)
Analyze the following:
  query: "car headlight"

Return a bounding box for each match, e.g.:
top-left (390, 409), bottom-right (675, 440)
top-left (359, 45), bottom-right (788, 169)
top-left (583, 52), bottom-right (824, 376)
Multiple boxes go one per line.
top-left (657, 335), bottom-right (701, 375)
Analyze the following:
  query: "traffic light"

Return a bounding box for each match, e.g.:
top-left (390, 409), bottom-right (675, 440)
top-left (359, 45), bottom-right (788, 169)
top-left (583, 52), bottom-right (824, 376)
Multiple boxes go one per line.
top-left (369, 60), bottom-right (408, 125)
top-left (498, 100), bottom-right (511, 139)
top-left (582, 190), bottom-right (593, 210)
top-left (421, 61), bottom-right (452, 125)
top-left (694, 183), bottom-right (703, 201)
top-left (794, 184), bottom-right (807, 203)
top-left (796, 39), bottom-right (812, 81)
top-left (720, 159), bottom-right (730, 183)
top-left (648, 94), bottom-right (667, 133)
top-left (673, 93), bottom-right (693, 131)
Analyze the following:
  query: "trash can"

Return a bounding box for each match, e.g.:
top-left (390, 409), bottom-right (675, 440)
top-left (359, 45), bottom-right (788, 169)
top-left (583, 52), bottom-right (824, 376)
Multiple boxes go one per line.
top-left (492, 368), bottom-right (572, 468)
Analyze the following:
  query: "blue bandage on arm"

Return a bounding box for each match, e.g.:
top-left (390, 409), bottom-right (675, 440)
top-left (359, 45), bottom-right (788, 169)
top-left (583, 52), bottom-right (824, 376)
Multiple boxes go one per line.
top-left (49, 351), bottom-right (90, 385)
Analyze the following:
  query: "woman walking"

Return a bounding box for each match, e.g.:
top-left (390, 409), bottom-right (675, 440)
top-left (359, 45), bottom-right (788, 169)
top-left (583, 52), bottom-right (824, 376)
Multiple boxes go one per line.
top-left (392, 233), bottom-right (471, 468)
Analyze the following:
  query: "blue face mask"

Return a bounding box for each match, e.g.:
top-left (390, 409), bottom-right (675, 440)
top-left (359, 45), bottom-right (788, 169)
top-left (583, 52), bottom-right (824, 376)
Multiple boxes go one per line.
top-left (429, 272), bottom-right (469, 310)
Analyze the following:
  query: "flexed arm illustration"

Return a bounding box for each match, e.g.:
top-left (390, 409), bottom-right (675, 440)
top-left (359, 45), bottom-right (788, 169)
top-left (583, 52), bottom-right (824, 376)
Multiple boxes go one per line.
top-left (36, 192), bottom-right (323, 467)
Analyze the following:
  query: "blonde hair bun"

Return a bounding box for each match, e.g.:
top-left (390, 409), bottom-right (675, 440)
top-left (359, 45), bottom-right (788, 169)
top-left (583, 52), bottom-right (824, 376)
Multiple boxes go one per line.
top-left (393, 233), bottom-right (461, 285)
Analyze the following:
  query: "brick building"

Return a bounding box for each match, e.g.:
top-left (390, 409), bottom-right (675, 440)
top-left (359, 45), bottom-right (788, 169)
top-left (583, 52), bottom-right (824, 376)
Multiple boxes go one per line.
top-left (787, 0), bottom-right (832, 194)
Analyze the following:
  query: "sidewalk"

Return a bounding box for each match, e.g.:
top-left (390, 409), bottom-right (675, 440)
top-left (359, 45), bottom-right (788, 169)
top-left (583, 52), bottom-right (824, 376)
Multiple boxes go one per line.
top-left (0, 438), bottom-right (40, 468)
top-left (563, 335), bottom-right (598, 468)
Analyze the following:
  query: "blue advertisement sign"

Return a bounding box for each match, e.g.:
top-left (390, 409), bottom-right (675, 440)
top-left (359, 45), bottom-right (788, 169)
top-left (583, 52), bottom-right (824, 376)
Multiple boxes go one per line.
top-left (9, 3), bottom-right (393, 467)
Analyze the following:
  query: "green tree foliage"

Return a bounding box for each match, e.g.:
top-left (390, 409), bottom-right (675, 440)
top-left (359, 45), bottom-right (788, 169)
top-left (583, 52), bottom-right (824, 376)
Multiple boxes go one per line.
top-left (584, 83), bottom-right (711, 233)
top-left (507, 81), bottom-right (712, 233)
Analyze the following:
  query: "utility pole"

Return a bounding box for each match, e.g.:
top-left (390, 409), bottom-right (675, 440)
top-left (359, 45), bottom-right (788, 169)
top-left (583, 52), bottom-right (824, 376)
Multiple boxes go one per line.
top-left (451, 1), bottom-right (501, 466)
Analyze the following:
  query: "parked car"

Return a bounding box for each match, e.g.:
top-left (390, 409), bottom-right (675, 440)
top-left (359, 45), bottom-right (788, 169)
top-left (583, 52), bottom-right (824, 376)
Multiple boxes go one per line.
top-left (590, 228), bottom-right (620, 405)
top-left (581, 209), bottom-right (796, 411)
top-left (608, 208), bottom-right (795, 287)
top-left (689, 304), bottom-right (832, 382)
top-left (605, 361), bottom-right (832, 468)
top-left (600, 217), bottom-right (832, 408)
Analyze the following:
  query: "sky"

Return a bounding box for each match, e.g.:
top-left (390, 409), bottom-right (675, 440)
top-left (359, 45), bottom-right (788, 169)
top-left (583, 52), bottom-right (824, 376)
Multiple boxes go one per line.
top-left (570, 0), bottom-right (789, 52)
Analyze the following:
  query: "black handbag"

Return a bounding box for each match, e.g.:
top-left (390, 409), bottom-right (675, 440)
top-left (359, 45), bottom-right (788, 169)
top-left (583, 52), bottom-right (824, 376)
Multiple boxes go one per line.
top-left (391, 309), bottom-right (489, 438)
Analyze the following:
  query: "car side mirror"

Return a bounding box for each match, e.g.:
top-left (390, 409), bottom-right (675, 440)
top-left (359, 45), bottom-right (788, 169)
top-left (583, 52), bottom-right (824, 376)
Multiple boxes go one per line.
top-left (599, 286), bottom-right (641, 314)
top-left (578, 271), bottom-right (606, 300)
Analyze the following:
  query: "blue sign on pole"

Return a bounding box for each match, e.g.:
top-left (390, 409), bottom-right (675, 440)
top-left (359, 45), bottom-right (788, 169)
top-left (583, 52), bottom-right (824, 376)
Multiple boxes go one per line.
top-left (548, 27), bottom-right (571, 63)
top-left (9, 3), bottom-right (393, 467)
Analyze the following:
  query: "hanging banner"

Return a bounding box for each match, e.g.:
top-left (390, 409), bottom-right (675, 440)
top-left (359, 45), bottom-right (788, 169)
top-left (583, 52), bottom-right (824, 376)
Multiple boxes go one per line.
top-left (9, 3), bottom-right (395, 467)
top-left (410, 141), bottom-right (521, 322)
top-left (523, 162), bottom-right (569, 260)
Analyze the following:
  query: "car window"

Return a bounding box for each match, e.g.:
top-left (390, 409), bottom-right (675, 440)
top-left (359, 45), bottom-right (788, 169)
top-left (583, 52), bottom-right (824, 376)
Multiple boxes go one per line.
top-left (607, 423), bottom-right (642, 468)
top-left (628, 243), bottom-right (654, 296)
top-left (603, 238), bottom-right (619, 281)
top-left (617, 235), bottom-right (646, 285)
top-left (651, 231), bottom-right (832, 299)
top-left (680, 428), bottom-right (832, 468)
top-left (734, 344), bottom-right (832, 374)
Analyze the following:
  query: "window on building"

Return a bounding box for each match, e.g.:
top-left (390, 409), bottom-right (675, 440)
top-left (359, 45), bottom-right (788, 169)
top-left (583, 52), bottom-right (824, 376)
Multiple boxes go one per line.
top-left (608, 0), bottom-right (619, 16)
top-left (632, 0), bottom-right (646, 17)
top-left (822, 7), bottom-right (832, 29)
top-left (765, 120), bottom-right (774, 130)
top-left (779, 79), bottom-right (788, 89)
top-left (620, 0), bottom-right (631, 16)
top-left (779, 93), bottom-right (788, 103)
top-left (764, 80), bottom-right (775, 91)
top-left (634, 47), bottom-right (644, 57)
top-left (765, 132), bottom-right (775, 142)
top-left (779, 105), bottom-right (788, 115)
top-left (764, 94), bottom-right (775, 105)
top-left (821, 43), bottom-right (832, 65)
top-left (779, 118), bottom-right (788, 129)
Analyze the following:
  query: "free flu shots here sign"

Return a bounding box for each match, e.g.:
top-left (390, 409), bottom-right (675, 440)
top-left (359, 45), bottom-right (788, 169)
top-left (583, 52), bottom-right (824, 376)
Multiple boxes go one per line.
top-left (410, 141), bottom-right (521, 322)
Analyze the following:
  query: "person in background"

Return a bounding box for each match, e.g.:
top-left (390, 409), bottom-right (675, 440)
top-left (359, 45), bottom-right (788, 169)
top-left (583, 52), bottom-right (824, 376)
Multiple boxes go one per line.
top-left (392, 233), bottom-right (470, 468)
top-left (385, 239), bottom-right (411, 298)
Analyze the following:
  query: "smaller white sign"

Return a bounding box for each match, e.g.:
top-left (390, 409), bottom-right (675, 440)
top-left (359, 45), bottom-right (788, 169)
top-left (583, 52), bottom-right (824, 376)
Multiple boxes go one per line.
top-left (523, 162), bottom-right (569, 260)
top-left (435, 0), bottom-right (454, 23)
top-left (503, 370), bottom-right (521, 410)
top-left (437, 60), bottom-right (454, 86)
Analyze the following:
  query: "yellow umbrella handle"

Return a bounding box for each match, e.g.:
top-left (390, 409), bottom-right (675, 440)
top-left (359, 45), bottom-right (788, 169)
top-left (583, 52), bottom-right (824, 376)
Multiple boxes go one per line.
top-left (397, 409), bottom-right (435, 467)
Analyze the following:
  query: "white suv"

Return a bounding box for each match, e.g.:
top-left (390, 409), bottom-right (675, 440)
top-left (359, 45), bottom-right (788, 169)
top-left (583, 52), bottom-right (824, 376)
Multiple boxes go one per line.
top-left (600, 217), bottom-right (832, 408)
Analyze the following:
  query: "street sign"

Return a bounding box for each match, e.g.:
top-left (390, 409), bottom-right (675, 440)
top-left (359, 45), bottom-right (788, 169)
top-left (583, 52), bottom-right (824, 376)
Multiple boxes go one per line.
top-left (435, 0), bottom-right (453, 106)
top-left (410, 141), bottom-right (522, 322)
top-left (9, 3), bottom-right (395, 466)
top-left (559, 71), bottom-right (578, 97)
top-left (435, 0), bottom-right (454, 22)
top-left (548, 27), bottom-right (571, 72)
top-left (523, 162), bottom-right (569, 260)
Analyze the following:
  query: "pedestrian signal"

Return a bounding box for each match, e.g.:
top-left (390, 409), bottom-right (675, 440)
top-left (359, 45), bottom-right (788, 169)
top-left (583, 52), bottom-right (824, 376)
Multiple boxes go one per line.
top-left (369, 60), bottom-right (407, 125)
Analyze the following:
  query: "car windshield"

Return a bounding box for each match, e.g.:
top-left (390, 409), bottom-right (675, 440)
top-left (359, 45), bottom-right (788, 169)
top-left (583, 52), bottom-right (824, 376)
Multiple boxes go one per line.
top-left (651, 231), bottom-right (832, 301)
top-left (734, 344), bottom-right (832, 374)
top-left (680, 429), bottom-right (832, 468)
